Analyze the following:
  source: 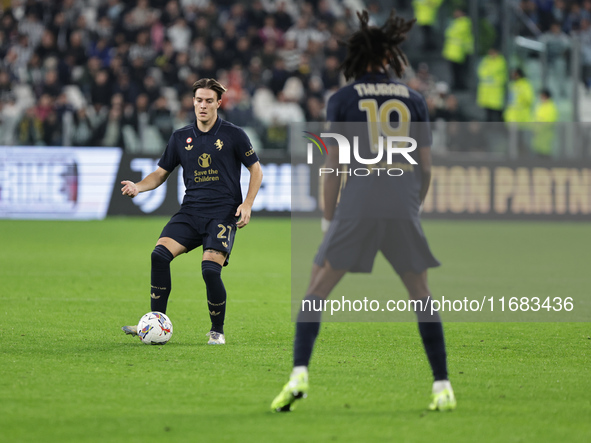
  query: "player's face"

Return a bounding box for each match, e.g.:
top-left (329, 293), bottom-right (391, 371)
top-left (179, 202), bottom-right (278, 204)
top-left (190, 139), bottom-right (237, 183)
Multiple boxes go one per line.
top-left (193, 88), bottom-right (221, 124)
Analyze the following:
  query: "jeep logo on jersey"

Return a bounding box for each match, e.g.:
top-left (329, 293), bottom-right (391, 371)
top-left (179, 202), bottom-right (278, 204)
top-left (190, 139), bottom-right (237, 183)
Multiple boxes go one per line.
top-left (304, 131), bottom-right (417, 177)
top-left (198, 153), bottom-right (212, 168)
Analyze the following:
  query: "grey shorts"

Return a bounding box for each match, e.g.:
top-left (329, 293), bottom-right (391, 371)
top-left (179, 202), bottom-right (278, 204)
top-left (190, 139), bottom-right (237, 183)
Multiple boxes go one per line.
top-left (314, 218), bottom-right (440, 275)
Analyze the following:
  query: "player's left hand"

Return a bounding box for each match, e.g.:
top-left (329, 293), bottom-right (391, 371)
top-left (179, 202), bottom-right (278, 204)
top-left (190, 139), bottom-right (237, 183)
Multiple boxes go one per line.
top-left (235, 203), bottom-right (252, 229)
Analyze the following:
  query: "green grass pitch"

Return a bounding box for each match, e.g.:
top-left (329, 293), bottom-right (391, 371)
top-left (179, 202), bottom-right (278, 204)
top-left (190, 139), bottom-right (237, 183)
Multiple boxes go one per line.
top-left (1, 217), bottom-right (590, 442)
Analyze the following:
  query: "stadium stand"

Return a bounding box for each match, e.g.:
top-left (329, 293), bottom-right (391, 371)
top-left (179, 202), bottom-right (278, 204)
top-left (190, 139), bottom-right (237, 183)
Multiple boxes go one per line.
top-left (0, 0), bottom-right (589, 154)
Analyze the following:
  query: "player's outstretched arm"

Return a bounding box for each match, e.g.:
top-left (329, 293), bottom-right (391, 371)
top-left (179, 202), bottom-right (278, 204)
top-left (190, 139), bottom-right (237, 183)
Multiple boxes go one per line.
top-left (236, 161), bottom-right (263, 228)
top-left (121, 167), bottom-right (170, 198)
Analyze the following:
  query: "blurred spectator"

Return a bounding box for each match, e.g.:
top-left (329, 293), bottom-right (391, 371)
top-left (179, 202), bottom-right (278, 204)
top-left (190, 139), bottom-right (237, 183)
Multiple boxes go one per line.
top-left (155, 40), bottom-right (178, 85)
top-left (532, 89), bottom-right (558, 157)
top-left (196, 55), bottom-right (217, 81)
top-left (71, 107), bottom-right (95, 146)
top-left (17, 106), bottom-right (44, 145)
top-left (304, 95), bottom-right (325, 121)
top-left (129, 30), bottom-right (156, 63)
top-left (273, 1), bottom-right (295, 32)
top-left (18, 11), bottom-right (44, 49)
top-left (258, 15), bottom-right (284, 46)
top-left (580, 19), bottom-right (591, 91)
top-left (234, 36), bottom-right (253, 68)
top-left (42, 106), bottom-right (62, 146)
top-left (5, 34), bottom-right (33, 77)
top-left (113, 70), bottom-right (140, 105)
top-left (142, 75), bottom-right (162, 103)
top-left (563, 2), bottom-right (583, 33)
top-left (161, 0), bottom-right (182, 27)
top-left (65, 31), bottom-right (87, 67)
top-left (412, 0), bottom-right (443, 51)
top-left (94, 105), bottom-right (125, 147)
top-left (88, 37), bottom-right (113, 67)
top-left (0, 70), bottom-right (13, 101)
top-left (93, 16), bottom-right (114, 42)
top-left (36, 30), bottom-right (58, 61)
top-left (437, 94), bottom-right (468, 122)
top-left (269, 57), bottom-right (291, 95)
top-left (150, 95), bottom-right (174, 140)
top-left (210, 37), bottom-right (234, 71)
top-left (189, 37), bottom-right (209, 68)
top-left (25, 52), bottom-right (44, 93)
top-left (536, 0), bottom-right (555, 31)
top-left (40, 69), bottom-right (62, 98)
top-left (0, 94), bottom-right (20, 145)
top-left (477, 48), bottom-right (507, 122)
top-left (167, 17), bottom-right (192, 53)
top-left (98, 0), bottom-right (125, 23)
top-left (583, 0), bottom-right (591, 22)
top-left (260, 39), bottom-right (279, 69)
top-left (321, 55), bottom-right (341, 92)
top-left (285, 17), bottom-right (321, 51)
top-left (442, 9), bottom-right (474, 91)
top-left (130, 0), bottom-right (156, 31)
top-left (551, 0), bottom-right (568, 27)
top-left (504, 68), bottom-right (534, 123)
top-left (539, 22), bottom-right (570, 97)
top-left (173, 92), bottom-right (195, 128)
top-left (248, 0), bottom-right (268, 29)
top-left (91, 70), bottom-right (113, 108)
top-left (518, 0), bottom-right (540, 36)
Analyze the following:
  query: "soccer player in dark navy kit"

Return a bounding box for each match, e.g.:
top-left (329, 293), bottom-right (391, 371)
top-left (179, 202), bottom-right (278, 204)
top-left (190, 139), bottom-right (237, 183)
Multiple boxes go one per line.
top-left (121, 78), bottom-right (263, 345)
top-left (272, 10), bottom-right (456, 411)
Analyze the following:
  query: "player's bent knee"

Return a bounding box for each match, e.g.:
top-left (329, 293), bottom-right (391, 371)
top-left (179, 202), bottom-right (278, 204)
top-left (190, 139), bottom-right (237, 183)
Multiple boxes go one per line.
top-left (202, 260), bottom-right (222, 282)
top-left (152, 244), bottom-right (174, 265)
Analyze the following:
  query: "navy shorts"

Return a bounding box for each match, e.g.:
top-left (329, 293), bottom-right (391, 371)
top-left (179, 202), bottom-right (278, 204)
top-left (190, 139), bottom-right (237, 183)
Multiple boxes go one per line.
top-left (160, 209), bottom-right (237, 266)
top-left (314, 218), bottom-right (440, 275)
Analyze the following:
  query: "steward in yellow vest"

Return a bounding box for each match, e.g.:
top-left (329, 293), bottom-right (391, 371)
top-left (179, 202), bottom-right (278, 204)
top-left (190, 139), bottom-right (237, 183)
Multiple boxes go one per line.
top-left (532, 89), bottom-right (559, 157)
top-left (413, 0), bottom-right (444, 50)
top-left (477, 48), bottom-right (507, 121)
top-left (443, 9), bottom-right (474, 90)
top-left (504, 68), bottom-right (534, 123)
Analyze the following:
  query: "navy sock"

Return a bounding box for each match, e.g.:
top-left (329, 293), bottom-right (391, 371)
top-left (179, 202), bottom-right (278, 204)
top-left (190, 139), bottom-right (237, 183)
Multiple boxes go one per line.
top-left (293, 294), bottom-right (324, 367)
top-left (202, 261), bottom-right (226, 334)
top-left (150, 245), bottom-right (174, 314)
top-left (414, 297), bottom-right (449, 381)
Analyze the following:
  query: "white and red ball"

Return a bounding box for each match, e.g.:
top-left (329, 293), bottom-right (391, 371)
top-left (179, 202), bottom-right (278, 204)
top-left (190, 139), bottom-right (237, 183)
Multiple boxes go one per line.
top-left (137, 312), bottom-right (173, 345)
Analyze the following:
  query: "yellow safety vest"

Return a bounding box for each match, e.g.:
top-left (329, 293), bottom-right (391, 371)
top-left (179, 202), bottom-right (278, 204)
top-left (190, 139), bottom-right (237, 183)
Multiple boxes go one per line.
top-left (534, 100), bottom-right (558, 122)
top-left (442, 16), bottom-right (474, 63)
top-left (504, 78), bottom-right (534, 123)
top-left (477, 55), bottom-right (507, 110)
top-left (413, 0), bottom-right (444, 26)
top-left (531, 100), bottom-right (558, 156)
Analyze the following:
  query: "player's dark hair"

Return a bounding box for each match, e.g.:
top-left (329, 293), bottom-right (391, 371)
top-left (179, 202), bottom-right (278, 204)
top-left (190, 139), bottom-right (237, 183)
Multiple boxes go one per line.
top-left (341, 10), bottom-right (416, 81)
top-left (192, 78), bottom-right (227, 100)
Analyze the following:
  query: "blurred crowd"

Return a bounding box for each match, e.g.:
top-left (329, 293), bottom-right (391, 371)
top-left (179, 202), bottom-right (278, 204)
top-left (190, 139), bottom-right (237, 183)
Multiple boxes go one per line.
top-left (518, 0), bottom-right (591, 36)
top-left (0, 0), bottom-right (381, 151)
top-left (0, 0), bottom-right (588, 153)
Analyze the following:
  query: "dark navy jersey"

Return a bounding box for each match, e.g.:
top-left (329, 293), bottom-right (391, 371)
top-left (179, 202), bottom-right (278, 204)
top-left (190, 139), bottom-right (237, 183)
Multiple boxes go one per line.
top-left (158, 117), bottom-right (259, 219)
top-left (325, 72), bottom-right (431, 220)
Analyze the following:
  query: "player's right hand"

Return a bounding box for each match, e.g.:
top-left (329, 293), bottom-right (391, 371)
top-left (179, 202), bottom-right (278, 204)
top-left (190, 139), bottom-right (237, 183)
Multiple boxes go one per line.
top-left (321, 217), bottom-right (332, 233)
top-left (121, 180), bottom-right (139, 198)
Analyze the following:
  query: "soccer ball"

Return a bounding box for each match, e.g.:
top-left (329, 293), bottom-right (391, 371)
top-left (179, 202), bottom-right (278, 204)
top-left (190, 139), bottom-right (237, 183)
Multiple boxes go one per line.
top-left (137, 312), bottom-right (173, 345)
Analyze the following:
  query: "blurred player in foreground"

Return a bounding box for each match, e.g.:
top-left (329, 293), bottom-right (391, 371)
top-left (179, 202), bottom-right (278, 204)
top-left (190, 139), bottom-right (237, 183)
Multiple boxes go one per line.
top-left (271, 10), bottom-right (455, 412)
top-left (121, 78), bottom-right (263, 345)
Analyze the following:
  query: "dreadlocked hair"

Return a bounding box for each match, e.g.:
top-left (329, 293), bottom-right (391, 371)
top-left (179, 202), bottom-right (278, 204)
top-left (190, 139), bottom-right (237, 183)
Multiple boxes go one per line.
top-left (341, 10), bottom-right (416, 81)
